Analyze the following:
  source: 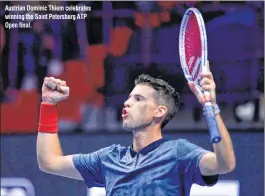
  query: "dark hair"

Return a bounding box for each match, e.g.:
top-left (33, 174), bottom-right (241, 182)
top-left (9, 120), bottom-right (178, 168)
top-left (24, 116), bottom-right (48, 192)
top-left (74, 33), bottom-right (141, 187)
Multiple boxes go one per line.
top-left (134, 74), bottom-right (180, 129)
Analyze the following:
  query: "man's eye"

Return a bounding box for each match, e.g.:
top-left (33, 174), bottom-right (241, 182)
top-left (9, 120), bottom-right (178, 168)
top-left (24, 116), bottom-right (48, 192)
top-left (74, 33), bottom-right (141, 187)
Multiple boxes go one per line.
top-left (136, 97), bottom-right (141, 101)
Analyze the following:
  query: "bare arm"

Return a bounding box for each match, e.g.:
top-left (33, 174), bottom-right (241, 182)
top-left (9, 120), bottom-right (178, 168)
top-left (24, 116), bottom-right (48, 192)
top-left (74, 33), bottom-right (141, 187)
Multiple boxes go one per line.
top-left (37, 77), bottom-right (83, 180)
top-left (189, 62), bottom-right (236, 176)
top-left (37, 132), bottom-right (83, 180)
top-left (199, 114), bottom-right (236, 176)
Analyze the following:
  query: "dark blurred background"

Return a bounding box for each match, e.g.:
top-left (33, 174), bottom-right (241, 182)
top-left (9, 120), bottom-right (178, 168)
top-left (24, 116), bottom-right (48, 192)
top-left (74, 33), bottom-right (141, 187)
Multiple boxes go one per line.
top-left (0, 1), bottom-right (264, 196)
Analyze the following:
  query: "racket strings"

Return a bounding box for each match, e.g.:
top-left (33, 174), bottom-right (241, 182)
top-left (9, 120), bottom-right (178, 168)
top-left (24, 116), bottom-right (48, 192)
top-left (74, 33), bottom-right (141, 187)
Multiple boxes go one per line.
top-left (184, 13), bottom-right (202, 82)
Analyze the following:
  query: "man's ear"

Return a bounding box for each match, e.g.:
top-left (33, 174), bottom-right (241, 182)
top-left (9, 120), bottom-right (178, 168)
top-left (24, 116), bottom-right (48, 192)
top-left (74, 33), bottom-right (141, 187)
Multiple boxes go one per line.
top-left (154, 105), bottom-right (168, 118)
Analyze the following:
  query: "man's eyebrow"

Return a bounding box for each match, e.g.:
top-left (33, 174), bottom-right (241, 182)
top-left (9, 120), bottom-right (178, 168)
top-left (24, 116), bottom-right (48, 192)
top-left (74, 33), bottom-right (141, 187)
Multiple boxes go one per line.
top-left (129, 94), bottom-right (146, 99)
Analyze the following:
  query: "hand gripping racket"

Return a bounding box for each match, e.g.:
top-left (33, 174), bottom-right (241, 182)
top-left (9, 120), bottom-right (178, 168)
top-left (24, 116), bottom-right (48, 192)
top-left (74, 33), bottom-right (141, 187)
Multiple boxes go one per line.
top-left (179, 8), bottom-right (221, 143)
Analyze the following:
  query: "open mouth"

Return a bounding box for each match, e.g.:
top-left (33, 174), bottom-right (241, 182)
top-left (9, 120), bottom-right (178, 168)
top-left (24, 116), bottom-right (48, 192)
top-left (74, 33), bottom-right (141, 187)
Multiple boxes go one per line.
top-left (122, 108), bottom-right (128, 118)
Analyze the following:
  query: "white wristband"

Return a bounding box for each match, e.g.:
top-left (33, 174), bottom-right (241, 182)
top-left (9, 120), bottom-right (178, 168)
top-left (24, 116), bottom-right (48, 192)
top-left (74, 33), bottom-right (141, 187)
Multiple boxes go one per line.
top-left (203, 104), bottom-right (220, 116)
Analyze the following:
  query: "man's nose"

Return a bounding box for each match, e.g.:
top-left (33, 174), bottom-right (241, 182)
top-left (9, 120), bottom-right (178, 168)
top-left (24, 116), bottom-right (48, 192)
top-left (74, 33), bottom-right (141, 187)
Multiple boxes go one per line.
top-left (124, 99), bottom-right (131, 108)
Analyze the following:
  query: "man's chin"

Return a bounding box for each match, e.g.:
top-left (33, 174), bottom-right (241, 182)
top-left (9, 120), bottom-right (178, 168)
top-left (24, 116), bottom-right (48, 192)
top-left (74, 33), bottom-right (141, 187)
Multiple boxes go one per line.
top-left (122, 124), bottom-right (133, 131)
top-left (122, 122), bottom-right (138, 132)
top-left (122, 121), bottom-right (151, 132)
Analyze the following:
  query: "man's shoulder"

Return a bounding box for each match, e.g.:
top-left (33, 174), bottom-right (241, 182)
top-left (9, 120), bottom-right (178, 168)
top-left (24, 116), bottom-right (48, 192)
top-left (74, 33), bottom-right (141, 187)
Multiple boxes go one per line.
top-left (163, 138), bottom-right (191, 146)
top-left (163, 139), bottom-right (198, 154)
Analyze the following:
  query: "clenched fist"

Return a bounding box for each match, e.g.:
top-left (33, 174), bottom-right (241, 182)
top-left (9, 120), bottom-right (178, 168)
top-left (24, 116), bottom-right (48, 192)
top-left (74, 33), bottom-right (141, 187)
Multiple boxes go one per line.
top-left (42, 77), bottom-right (69, 105)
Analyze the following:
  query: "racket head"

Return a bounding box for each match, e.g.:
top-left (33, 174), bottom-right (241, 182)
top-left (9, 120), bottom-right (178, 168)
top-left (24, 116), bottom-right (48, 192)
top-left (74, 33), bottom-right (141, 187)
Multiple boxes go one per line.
top-left (179, 8), bottom-right (208, 85)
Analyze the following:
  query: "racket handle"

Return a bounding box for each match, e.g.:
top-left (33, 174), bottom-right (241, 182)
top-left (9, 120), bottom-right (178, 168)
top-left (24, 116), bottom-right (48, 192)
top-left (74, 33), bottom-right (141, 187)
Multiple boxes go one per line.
top-left (204, 103), bottom-right (221, 144)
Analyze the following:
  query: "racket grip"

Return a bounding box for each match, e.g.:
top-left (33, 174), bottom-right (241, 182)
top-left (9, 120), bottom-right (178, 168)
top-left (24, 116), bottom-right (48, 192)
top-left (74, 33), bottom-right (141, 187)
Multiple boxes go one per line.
top-left (204, 103), bottom-right (221, 144)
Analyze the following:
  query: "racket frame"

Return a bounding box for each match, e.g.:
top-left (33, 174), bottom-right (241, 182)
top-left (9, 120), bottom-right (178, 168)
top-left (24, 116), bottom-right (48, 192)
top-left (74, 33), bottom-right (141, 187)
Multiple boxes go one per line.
top-left (179, 7), bottom-right (221, 144)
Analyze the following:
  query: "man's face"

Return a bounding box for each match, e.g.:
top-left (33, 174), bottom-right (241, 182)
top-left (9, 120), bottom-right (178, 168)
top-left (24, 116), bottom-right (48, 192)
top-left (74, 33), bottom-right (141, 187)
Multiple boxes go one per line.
top-left (122, 84), bottom-right (159, 131)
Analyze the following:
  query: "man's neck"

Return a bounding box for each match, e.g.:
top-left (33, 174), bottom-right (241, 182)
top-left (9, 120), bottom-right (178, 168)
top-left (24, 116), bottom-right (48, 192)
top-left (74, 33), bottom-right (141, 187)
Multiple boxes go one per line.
top-left (132, 127), bottom-right (163, 152)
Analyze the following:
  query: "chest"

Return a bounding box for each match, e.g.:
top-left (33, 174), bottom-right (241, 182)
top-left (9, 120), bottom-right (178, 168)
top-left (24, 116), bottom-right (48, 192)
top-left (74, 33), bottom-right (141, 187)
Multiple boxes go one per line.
top-left (102, 148), bottom-right (180, 194)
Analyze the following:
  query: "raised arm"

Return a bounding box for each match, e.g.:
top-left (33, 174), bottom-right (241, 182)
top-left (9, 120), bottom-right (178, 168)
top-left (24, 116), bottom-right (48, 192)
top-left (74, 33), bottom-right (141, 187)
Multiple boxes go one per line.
top-left (198, 113), bottom-right (235, 175)
top-left (36, 77), bottom-right (82, 180)
top-left (188, 61), bottom-right (236, 176)
top-left (37, 132), bottom-right (82, 179)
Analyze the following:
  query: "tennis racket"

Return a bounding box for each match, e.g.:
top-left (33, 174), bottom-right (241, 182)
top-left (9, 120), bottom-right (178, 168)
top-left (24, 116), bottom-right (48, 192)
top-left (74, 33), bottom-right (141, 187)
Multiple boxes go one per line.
top-left (179, 8), bottom-right (221, 144)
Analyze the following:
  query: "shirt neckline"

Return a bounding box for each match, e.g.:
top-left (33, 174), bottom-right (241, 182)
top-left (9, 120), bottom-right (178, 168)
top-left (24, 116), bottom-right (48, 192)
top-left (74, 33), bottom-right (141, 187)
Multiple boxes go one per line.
top-left (129, 138), bottom-right (167, 157)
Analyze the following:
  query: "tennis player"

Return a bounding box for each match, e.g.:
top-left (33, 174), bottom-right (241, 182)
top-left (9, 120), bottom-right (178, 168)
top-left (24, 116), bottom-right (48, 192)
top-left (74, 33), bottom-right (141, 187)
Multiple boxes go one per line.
top-left (37, 64), bottom-right (235, 195)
